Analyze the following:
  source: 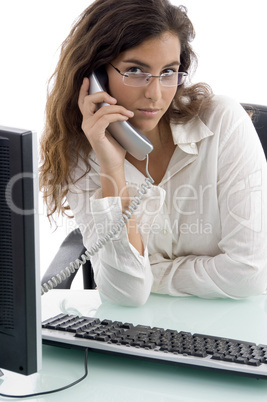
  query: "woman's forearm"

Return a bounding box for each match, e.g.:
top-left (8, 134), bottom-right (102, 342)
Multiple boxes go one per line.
top-left (100, 168), bottom-right (144, 256)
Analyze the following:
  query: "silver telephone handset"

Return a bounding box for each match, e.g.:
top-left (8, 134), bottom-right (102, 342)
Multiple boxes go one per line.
top-left (89, 68), bottom-right (153, 160)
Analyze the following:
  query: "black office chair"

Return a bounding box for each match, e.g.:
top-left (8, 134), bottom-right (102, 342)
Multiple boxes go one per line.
top-left (41, 103), bottom-right (267, 290)
top-left (41, 228), bottom-right (95, 290)
top-left (242, 103), bottom-right (267, 158)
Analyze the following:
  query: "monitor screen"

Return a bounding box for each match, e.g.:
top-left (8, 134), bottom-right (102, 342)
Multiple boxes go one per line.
top-left (0, 126), bottom-right (41, 375)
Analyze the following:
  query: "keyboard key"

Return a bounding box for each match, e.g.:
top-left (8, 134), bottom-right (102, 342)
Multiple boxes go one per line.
top-left (211, 353), bottom-right (224, 361)
top-left (121, 323), bottom-right (133, 329)
top-left (144, 343), bottom-right (156, 350)
top-left (84, 333), bottom-right (98, 340)
top-left (101, 319), bottom-right (113, 325)
top-left (222, 355), bottom-right (235, 362)
top-left (247, 359), bottom-right (261, 366)
top-left (234, 357), bottom-right (248, 364)
top-left (96, 335), bottom-right (110, 342)
top-left (110, 337), bottom-right (123, 344)
top-left (160, 345), bottom-right (172, 352)
top-left (192, 351), bottom-right (207, 358)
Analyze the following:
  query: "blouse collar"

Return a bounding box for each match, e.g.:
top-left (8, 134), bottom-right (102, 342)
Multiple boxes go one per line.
top-left (170, 116), bottom-right (214, 155)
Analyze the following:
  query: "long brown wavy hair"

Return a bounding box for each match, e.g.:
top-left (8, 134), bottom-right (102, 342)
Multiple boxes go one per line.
top-left (39, 0), bottom-right (212, 221)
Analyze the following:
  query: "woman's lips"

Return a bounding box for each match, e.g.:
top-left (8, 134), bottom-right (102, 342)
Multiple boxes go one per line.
top-left (137, 108), bottom-right (160, 117)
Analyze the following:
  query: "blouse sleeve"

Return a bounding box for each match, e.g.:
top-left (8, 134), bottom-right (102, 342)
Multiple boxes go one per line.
top-left (67, 157), bottom-right (165, 306)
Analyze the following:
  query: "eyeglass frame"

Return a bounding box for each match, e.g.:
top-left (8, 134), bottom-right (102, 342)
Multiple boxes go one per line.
top-left (109, 63), bottom-right (188, 87)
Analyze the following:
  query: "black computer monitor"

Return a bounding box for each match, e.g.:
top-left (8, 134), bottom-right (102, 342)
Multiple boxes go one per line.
top-left (0, 126), bottom-right (41, 375)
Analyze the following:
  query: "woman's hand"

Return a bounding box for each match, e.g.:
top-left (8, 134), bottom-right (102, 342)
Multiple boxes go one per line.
top-left (78, 77), bottom-right (134, 173)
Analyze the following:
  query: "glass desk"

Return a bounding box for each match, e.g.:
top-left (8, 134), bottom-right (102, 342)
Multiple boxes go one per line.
top-left (1, 290), bottom-right (267, 401)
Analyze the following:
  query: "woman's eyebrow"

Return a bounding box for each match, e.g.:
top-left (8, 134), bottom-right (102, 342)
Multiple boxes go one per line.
top-left (122, 59), bottom-right (181, 69)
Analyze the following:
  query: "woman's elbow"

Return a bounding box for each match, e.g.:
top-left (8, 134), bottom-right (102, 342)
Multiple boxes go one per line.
top-left (97, 277), bottom-right (151, 307)
top-left (99, 287), bottom-right (150, 306)
top-left (229, 264), bottom-right (267, 299)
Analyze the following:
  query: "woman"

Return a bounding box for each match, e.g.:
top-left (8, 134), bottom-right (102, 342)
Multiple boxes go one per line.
top-left (40, 0), bottom-right (267, 305)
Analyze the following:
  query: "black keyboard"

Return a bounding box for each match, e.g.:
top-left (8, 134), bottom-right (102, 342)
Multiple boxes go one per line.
top-left (42, 313), bottom-right (267, 379)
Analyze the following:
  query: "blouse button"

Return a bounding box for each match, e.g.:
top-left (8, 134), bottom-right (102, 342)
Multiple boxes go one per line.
top-left (190, 142), bottom-right (196, 148)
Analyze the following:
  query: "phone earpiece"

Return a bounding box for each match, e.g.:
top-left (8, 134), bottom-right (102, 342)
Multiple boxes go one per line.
top-left (89, 70), bottom-right (153, 160)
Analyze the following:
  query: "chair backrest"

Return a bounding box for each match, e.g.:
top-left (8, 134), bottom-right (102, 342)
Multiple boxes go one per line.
top-left (242, 103), bottom-right (267, 158)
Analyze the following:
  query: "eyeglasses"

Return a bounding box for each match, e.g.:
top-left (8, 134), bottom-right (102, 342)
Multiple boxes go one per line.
top-left (109, 63), bottom-right (188, 87)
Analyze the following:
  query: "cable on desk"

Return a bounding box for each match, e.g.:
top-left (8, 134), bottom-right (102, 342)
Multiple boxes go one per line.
top-left (0, 349), bottom-right (88, 399)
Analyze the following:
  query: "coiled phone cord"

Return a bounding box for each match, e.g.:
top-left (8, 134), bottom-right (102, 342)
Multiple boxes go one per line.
top-left (41, 156), bottom-right (154, 295)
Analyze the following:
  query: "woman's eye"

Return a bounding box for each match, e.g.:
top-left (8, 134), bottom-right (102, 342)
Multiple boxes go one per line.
top-left (126, 67), bottom-right (143, 74)
top-left (162, 68), bottom-right (176, 76)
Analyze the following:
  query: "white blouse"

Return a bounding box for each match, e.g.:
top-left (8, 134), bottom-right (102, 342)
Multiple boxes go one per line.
top-left (67, 95), bottom-right (267, 305)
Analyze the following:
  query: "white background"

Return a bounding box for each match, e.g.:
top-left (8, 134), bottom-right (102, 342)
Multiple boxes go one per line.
top-left (0, 0), bottom-right (266, 280)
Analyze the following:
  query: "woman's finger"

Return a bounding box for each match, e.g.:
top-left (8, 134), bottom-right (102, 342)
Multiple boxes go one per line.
top-left (78, 77), bottom-right (90, 110)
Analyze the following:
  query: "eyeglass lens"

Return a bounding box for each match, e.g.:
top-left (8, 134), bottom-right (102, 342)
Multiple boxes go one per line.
top-left (122, 72), bottom-right (186, 87)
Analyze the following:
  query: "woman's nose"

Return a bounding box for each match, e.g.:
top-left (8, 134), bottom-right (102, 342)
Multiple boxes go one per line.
top-left (144, 77), bottom-right (162, 102)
